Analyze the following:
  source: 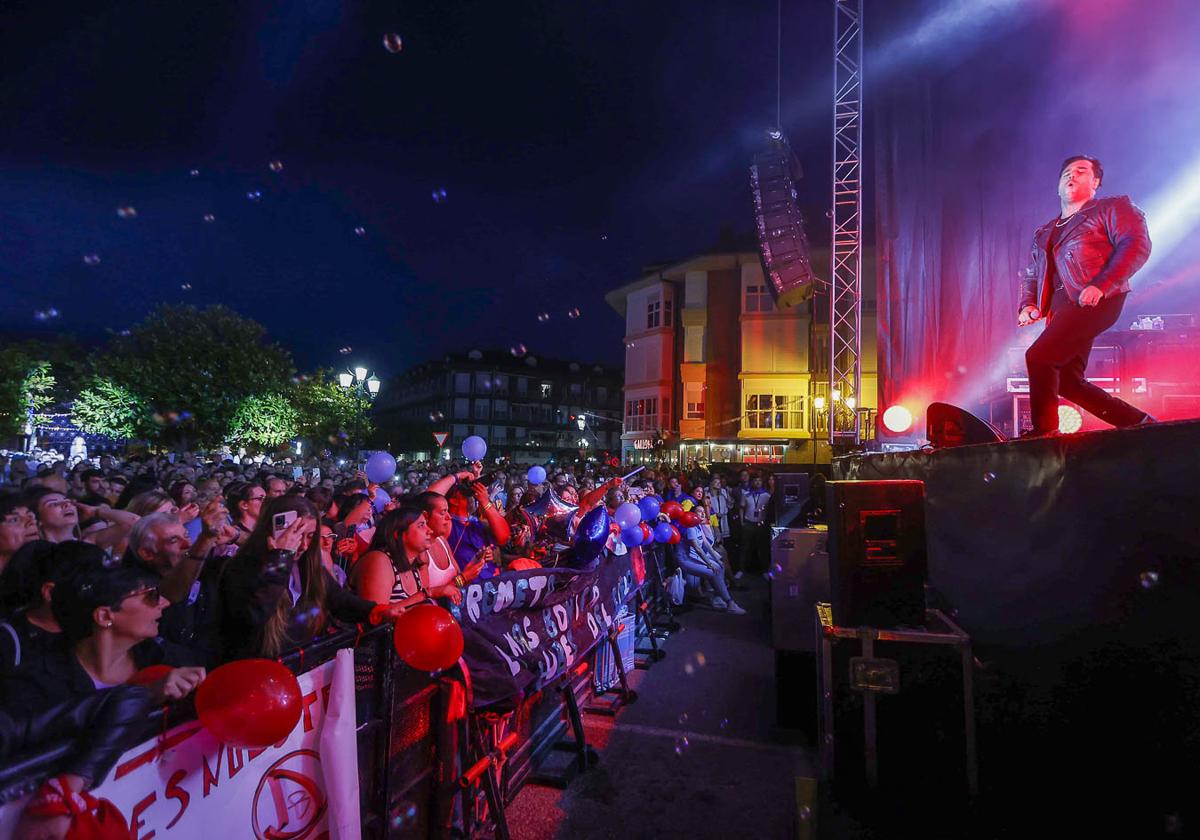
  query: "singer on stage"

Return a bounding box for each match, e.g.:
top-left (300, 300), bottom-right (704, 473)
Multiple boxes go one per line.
top-left (1016, 155), bottom-right (1154, 437)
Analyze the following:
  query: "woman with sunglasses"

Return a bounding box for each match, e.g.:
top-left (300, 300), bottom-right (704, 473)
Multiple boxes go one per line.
top-left (0, 542), bottom-right (206, 717)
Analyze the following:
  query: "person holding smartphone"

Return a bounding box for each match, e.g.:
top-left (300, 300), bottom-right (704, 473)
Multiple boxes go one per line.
top-left (219, 497), bottom-right (407, 660)
top-left (350, 507), bottom-right (467, 609)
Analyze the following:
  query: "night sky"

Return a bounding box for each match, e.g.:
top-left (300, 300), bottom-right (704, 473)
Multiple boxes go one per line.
top-left (0, 1), bottom-right (836, 375)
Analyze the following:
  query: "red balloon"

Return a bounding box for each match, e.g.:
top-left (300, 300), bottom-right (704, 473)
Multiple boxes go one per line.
top-left (677, 511), bottom-right (702, 528)
top-left (127, 664), bottom-right (172, 686)
top-left (667, 525), bottom-right (682, 545)
top-left (639, 522), bottom-right (653, 542)
top-left (195, 659), bottom-right (302, 748)
top-left (509, 557), bottom-right (542, 571)
top-left (393, 604), bottom-right (464, 672)
top-left (661, 501), bottom-right (684, 521)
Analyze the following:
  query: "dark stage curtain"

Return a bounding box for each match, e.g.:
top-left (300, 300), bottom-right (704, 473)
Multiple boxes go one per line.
top-left (870, 0), bottom-right (1200, 426)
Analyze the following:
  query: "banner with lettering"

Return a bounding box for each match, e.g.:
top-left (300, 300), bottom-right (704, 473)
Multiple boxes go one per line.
top-left (0, 650), bottom-right (359, 840)
top-left (452, 553), bottom-right (639, 708)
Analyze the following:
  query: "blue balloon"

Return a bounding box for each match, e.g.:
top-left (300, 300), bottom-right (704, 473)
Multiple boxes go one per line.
top-left (653, 521), bottom-right (674, 543)
top-left (575, 505), bottom-right (611, 547)
top-left (614, 502), bottom-right (641, 530)
top-left (637, 496), bottom-right (661, 522)
top-left (526, 465), bottom-right (547, 486)
top-left (372, 487), bottom-right (391, 513)
top-left (364, 451), bottom-right (396, 484)
top-left (620, 526), bottom-right (644, 547)
top-left (462, 435), bottom-right (487, 461)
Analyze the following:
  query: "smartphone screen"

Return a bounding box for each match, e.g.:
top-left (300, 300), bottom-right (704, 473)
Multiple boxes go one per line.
top-left (272, 510), bottom-right (298, 539)
top-left (292, 466), bottom-right (302, 480)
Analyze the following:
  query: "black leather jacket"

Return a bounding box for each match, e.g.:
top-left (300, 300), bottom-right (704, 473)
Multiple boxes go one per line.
top-left (0, 685), bottom-right (154, 786)
top-left (1018, 195), bottom-right (1152, 311)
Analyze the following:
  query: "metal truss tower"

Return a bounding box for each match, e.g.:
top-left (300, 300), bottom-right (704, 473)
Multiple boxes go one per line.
top-left (829, 0), bottom-right (864, 444)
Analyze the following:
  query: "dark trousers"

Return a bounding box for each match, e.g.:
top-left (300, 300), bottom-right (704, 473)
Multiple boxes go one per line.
top-left (1025, 288), bottom-right (1146, 433)
top-left (740, 522), bottom-right (771, 574)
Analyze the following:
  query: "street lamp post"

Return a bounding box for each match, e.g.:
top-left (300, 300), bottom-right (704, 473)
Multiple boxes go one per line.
top-left (338, 366), bottom-right (381, 462)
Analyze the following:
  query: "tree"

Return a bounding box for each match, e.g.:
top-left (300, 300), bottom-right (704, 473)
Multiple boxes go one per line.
top-left (291, 370), bottom-right (374, 449)
top-left (93, 305), bottom-right (294, 447)
top-left (71, 377), bottom-right (152, 440)
top-left (0, 348), bottom-right (55, 439)
top-left (227, 393), bottom-right (300, 449)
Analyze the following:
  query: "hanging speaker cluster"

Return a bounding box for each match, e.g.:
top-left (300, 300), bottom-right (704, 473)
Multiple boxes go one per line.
top-left (750, 133), bottom-right (819, 307)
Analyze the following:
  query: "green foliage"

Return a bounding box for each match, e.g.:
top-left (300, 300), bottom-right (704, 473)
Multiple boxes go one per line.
top-left (0, 349), bottom-right (56, 438)
top-left (71, 378), bottom-right (152, 440)
top-left (93, 305), bottom-right (294, 446)
top-left (291, 370), bottom-right (374, 446)
top-left (227, 393), bottom-right (300, 448)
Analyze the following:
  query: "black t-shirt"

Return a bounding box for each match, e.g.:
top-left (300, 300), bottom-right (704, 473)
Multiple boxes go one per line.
top-left (1045, 223), bottom-right (1065, 292)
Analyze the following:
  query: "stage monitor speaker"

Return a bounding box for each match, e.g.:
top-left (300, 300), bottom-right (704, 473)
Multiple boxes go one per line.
top-left (750, 135), bottom-right (818, 308)
top-left (772, 471), bottom-right (810, 528)
top-left (827, 480), bottom-right (927, 628)
top-left (926, 401), bottom-right (1006, 448)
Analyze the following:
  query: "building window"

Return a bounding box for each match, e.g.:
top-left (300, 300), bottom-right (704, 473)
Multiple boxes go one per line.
top-left (453, 424), bottom-right (469, 438)
top-left (597, 386), bottom-right (607, 402)
top-left (474, 400), bottom-right (490, 420)
top-left (475, 372), bottom-right (492, 391)
top-left (646, 295), bottom-right (661, 329)
top-left (493, 399), bottom-right (508, 420)
top-left (685, 383), bottom-right (705, 419)
top-left (454, 373), bottom-right (471, 393)
top-left (624, 397), bottom-right (659, 433)
top-left (540, 382), bottom-right (552, 399)
top-left (493, 425), bottom-right (508, 441)
top-left (664, 296), bottom-right (673, 326)
top-left (745, 394), bottom-right (805, 429)
top-left (454, 398), bottom-right (470, 419)
top-left (744, 284), bottom-right (773, 313)
top-left (493, 374), bottom-right (508, 394)
top-left (516, 377), bottom-right (528, 394)
top-left (662, 397), bottom-right (671, 426)
top-left (569, 382), bottom-right (582, 396)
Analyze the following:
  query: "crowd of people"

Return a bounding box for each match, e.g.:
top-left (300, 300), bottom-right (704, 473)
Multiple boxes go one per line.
top-left (0, 443), bottom-right (791, 836)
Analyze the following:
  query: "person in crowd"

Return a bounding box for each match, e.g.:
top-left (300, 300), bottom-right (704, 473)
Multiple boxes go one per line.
top-left (77, 469), bottom-right (111, 506)
top-left (0, 545), bottom-right (206, 718)
top-left (739, 473), bottom-right (773, 576)
top-left (124, 503), bottom-right (236, 667)
top-left (707, 474), bottom-right (733, 551)
top-left (674, 511), bottom-right (745, 615)
top-left (0, 541), bottom-right (62, 673)
top-left (351, 506), bottom-right (465, 610)
top-left (224, 480), bottom-right (265, 544)
top-left (444, 481), bottom-right (510, 575)
top-left (664, 475), bottom-right (689, 504)
top-left (219, 496), bottom-right (401, 661)
top-left (169, 480), bottom-right (197, 510)
top-left (799, 473), bottom-right (828, 525)
top-left (26, 487), bottom-right (134, 555)
top-left (317, 520), bottom-right (347, 587)
top-left (5, 684), bottom-right (157, 840)
top-left (411, 491), bottom-right (488, 591)
top-left (263, 475), bottom-right (288, 499)
top-left (0, 490), bottom-right (39, 575)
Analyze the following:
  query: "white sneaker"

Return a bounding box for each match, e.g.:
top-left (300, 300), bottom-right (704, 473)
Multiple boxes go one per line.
top-left (725, 602), bottom-right (747, 616)
top-left (733, 571), bottom-right (744, 581)
top-left (710, 596), bottom-right (727, 610)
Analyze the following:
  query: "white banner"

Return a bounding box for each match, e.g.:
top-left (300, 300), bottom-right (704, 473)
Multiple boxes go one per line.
top-left (0, 656), bottom-right (360, 840)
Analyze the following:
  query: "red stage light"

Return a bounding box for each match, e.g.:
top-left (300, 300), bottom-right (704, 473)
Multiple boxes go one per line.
top-left (1058, 405), bottom-right (1083, 434)
top-left (882, 405), bottom-right (914, 434)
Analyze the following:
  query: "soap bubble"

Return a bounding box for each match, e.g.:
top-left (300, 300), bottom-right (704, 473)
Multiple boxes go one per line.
top-left (567, 307), bottom-right (581, 319)
top-left (677, 712), bottom-right (689, 726)
top-left (116, 206), bottom-right (137, 219)
top-left (799, 806), bottom-right (812, 822)
top-left (510, 344), bottom-right (527, 358)
top-left (189, 168), bottom-right (200, 177)
top-left (83, 254), bottom-right (101, 266)
top-left (983, 472), bottom-right (996, 483)
top-left (354, 226), bottom-right (366, 237)
top-left (202, 213), bottom-right (216, 223)
top-left (429, 410), bottom-right (445, 423)
top-left (601, 234), bottom-right (608, 241)
top-left (382, 33), bottom-right (404, 54)
top-left (246, 190), bottom-right (262, 202)
top-left (683, 662), bottom-right (695, 676)
top-left (1139, 571), bottom-right (1160, 590)
top-left (34, 308), bottom-right (61, 322)
top-left (719, 717), bottom-right (730, 731)
top-left (432, 187), bottom-right (447, 204)
top-left (339, 346), bottom-right (352, 355)
top-left (673, 736), bottom-right (689, 757)
top-left (695, 652), bottom-right (706, 667)
top-left (390, 799), bottom-right (417, 829)
top-left (268, 160), bottom-right (284, 173)
top-left (180, 283), bottom-right (192, 291)
top-left (537, 312), bottom-right (550, 323)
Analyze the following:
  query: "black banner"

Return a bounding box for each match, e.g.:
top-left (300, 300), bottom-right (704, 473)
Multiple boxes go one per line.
top-left (451, 554), bottom-right (638, 708)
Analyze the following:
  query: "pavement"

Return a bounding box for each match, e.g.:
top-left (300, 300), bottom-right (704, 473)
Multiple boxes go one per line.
top-left (503, 577), bottom-right (818, 840)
